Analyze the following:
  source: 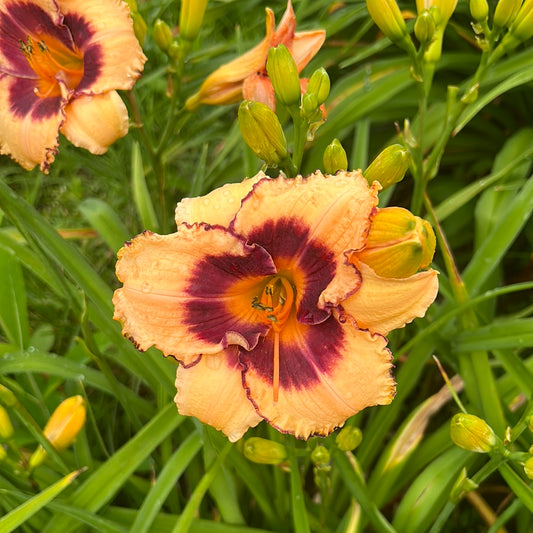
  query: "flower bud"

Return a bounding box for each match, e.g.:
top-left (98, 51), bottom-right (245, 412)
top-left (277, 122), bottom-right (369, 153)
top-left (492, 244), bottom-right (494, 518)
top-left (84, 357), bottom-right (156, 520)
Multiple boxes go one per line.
top-left (124, 0), bottom-right (146, 45)
top-left (243, 437), bottom-right (287, 465)
top-left (415, 10), bottom-right (436, 45)
top-left (311, 445), bottom-right (330, 466)
top-left (336, 426), bottom-right (363, 451)
top-left (363, 144), bottom-right (411, 189)
top-left (28, 396), bottom-right (86, 470)
top-left (0, 446), bottom-right (6, 462)
top-left (528, 415), bottom-right (533, 432)
top-left (305, 68), bottom-right (330, 106)
top-left (470, 0), bottom-right (489, 22)
top-left (0, 406), bottom-right (13, 440)
top-left (300, 93), bottom-right (319, 121)
top-left (358, 207), bottom-right (436, 278)
top-left (493, 0), bottom-right (523, 29)
top-left (524, 456), bottom-right (533, 480)
top-left (238, 100), bottom-right (289, 167)
top-left (323, 139), bottom-right (348, 174)
top-left (0, 384), bottom-right (17, 407)
top-left (366, 0), bottom-right (410, 46)
top-left (508, 0), bottom-right (533, 42)
top-left (450, 413), bottom-right (496, 453)
top-left (154, 19), bottom-right (174, 53)
top-left (179, 0), bottom-right (208, 43)
top-left (267, 45), bottom-right (301, 108)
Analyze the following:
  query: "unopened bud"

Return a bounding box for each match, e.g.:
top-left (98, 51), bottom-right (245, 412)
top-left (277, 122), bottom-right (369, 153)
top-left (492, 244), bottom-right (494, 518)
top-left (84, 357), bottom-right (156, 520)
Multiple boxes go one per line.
top-left (416, 0), bottom-right (457, 26)
top-left (179, 0), bottom-right (208, 42)
top-left (450, 413), bottom-right (496, 453)
top-left (358, 207), bottom-right (436, 278)
top-left (267, 45), bottom-right (301, 108)
top-left (0, 384), bottom-right (17, 407)
top-left (508, 0), bottom-right (533, 42)
top-left (363, 144), bottom-right (411, 189)
top-left (494, 0), bottom-right (523, 29)
top-left (311, 445), bottom-right (330, 466)
top-left (524, 456), bottom-right (533, 480)
top-left (301, 93), bottom-right (319, 121)
top-left (0, 406), bottom-right (13, 440)
top-left (124, 0), bottom-right (146, 45)
top-left (154, 19), bottom-right (174, 53)
top-left (470, 0), bottom-right (489, 22)
top-left (243, 437), bottom-right (287, 465)
top-left (336, 426), bottom-right (363, 451)
top-left (29, 396), bottom-right (86, 470)
top-left (528, 415), bottom-right (533, 432)
top-left (238, 100), bottom-right (289, 167)
top-left (415, 10), bottom-right (436, 45)
top-left (366, 0), bottom-right (410, 46)
top-left (323, 139), bottom-right (348, 174)
top-left (305, 68), bottom-right (330, 106)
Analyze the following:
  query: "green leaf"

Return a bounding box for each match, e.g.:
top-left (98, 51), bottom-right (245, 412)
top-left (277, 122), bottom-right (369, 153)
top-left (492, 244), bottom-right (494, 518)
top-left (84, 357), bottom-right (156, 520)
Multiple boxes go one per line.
top-left (499, 463), bottom-right (533, 513)
top-left (131, 142), bottom-right (159, 232)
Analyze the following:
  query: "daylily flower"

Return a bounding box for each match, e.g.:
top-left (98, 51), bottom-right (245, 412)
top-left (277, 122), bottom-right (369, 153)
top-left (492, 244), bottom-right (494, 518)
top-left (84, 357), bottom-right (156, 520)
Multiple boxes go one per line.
top-left (113, 171), bottom-right (438, 441)
top-left (185, 0), bottom-right (325, 111)
top-left (0, 0), bottom-right (146, 172)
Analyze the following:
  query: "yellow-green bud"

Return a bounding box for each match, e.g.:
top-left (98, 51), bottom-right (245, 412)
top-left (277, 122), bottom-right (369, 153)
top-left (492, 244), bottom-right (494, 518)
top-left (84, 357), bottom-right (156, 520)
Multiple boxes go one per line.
top-left (524, 456), bottom-right (533, 480)
top-left (243, 437), bottom-right (287, 465)
top-left (0, 406), bottom-right (13, 440)
top-left (323, 139), bottom-right (348, 174)
top-left (267, 45), bottom-right (301, 108)
top-left (358, 207), bottom-right (436, 278)
top-left (301, 93), bottom-right (319, 121)
top-left (508, 0), bottom-right (533, 42)
top-left (0, 446), bottom-right (6, 462)
top-left (417, 0), bottom-right (457, 26)
top-left (450, 413), bottom-right (496, 453)
top-left (238, 100), bottom-right (289, 167)
top-left (305, 68), bottom-right (330, 106)
top-left (132, 11), bottom-right (147, 45)
top-left (366, 0), bottom-right (409, 44)
top-left (494, 0), bottom-right (523, 29)
top-left (470, 0), bottom-right (489, 22)
top-left (154, 19), bottom-right (174, 53)
top-left (415, 10), bottom-right (437, 45)
top-left (179, 0), bottom-right (208, 43)
top-left (528, 415), bottom-right (533, 432)
top-left (29, 396), bottom-right (86, 470)
top-left (336, 426), bottom-right (363, 451)
top-left (311, 445), bottom-right (330, 466)
top-left (0, 384), bottom-right (17, 407)
top-left (363, 144), bottom-right (411, 189)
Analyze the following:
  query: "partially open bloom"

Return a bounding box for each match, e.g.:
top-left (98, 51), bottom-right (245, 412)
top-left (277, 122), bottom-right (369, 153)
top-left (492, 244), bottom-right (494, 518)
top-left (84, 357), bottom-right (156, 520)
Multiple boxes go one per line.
top-left (0, 0), bottom-right (146, 172)
top-left (113, 171), bottom-right (438, 441)
top-left (185, 1), bottom-right (325, 111)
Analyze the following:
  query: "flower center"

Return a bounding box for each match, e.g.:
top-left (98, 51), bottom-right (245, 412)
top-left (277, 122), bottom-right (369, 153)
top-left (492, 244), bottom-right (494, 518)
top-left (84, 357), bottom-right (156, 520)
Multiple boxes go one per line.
top-left (252, 275), bottom-right (295, 403)
top-left (20, 35), bottom-right (84, 98)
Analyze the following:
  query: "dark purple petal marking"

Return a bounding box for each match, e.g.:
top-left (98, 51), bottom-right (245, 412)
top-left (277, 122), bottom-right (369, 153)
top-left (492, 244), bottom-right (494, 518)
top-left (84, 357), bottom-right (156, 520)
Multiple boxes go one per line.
top-left (240, 317), bottom-right (345, 389)
top-left (8, 76), bottom-right (62, 119)
top-left (185, 241), bottom-right (277, 348)
top-left (247, 217), bottom-right (337, 325)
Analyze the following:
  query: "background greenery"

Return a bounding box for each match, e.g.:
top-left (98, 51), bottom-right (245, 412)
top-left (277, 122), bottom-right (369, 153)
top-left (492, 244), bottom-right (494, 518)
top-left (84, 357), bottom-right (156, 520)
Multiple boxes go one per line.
top-left (0, 0), bottom-right (532, 531)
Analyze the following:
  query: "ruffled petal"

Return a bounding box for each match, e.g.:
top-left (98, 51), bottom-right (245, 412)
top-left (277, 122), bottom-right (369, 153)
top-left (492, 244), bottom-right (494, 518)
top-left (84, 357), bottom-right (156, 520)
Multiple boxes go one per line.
top-left (342, 260), bottom-right (439, 335)
top-left (57, 0), bottom-right (146, 93)
top-left (60, 90), bottom-right (128, 154)
top-left (113, 224), bottom-right (277, 365)
top-left (241, 312), bottom-right (395, 439)
top-left (174, 172), bottom-right (266, 227)
top-left (175, 348), bottom-right (262, 442)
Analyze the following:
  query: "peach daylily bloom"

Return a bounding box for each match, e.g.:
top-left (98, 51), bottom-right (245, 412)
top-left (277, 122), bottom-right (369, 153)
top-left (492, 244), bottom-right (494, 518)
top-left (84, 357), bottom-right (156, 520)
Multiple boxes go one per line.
top-left (185, 0), bottom-right (325, 111)
top-left (0, 0), bottom-right (146, 172)
top-left (113, 171), bottom-right (438, 441)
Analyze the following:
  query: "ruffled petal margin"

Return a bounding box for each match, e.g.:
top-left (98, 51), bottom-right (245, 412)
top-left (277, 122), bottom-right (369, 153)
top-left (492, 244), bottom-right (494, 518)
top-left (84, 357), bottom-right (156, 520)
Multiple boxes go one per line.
top-left (175, 348), bottom-right (262, 442)
top-left (343, 260), bottom-right (439, 336)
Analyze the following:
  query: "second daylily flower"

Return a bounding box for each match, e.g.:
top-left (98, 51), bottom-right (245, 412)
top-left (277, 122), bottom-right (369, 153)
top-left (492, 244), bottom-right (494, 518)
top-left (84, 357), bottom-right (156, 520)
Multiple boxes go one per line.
top-left (113, 171), bottom-right (438, 441)
top-left (0, 0), bottom-right (146, 172)
top-left (185, 0), bottom-right (325, 111)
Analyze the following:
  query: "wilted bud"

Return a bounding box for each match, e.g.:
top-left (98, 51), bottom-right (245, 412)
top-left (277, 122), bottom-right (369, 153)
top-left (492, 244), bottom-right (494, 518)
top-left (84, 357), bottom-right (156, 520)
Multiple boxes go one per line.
top-left (311, 445), bottom-right (330, 466)
top-left (179, 0), bottom-right (208, 42)
top-left (494, 0), bottom-right (523, 29)
top-left (366, 0), bottom-right (411, 50)
top-left (470, 0), bottom-right (489, 22)
top-left (0, 384), bottom-right (17, 407)
top-left (238, 100), bottom-right (289, 167)
top-left (524, 456), bottom-right (533, 480)
top-left (29, 396), bottom-right (86, 470)
top-left (450, 413), bottom-right (496, 453)
top-left (267, 45), bottom-right (301, 108)
top-left (363, 144), bottom-right (411, 189)
top-left (323, 139), bottom-right (348, 174)
top-left (305, 68), bottom-right (330, 106)
top-left (243, 437), bottom-right (287, 465)
top-left (336, 426), bottom-right (363, 451)
top-left (415, 10), bottom-right (436, 45)
top-left (450, 467), bottom-right (479, 502)
top-left (154, 19), bottom-right (174, 53)
top-left (0, 406), bottom-right (13, 440)
top-left (359, 207), bottom-right (436, 278)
